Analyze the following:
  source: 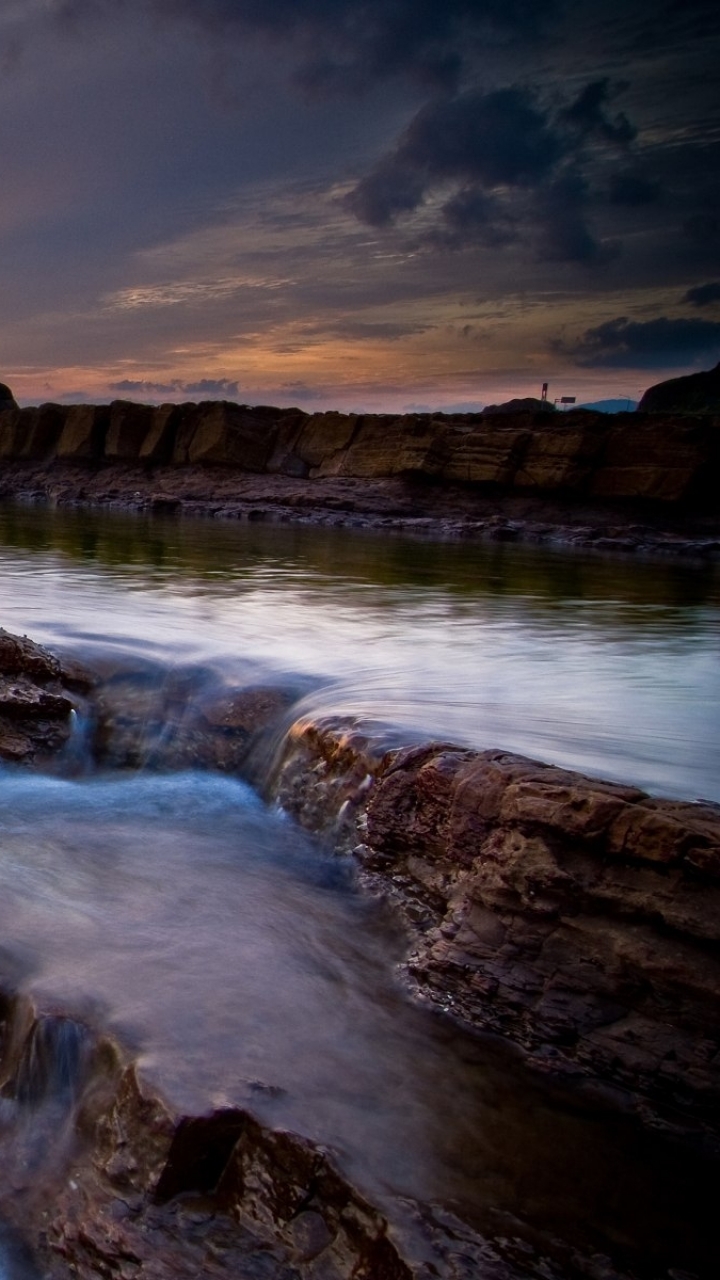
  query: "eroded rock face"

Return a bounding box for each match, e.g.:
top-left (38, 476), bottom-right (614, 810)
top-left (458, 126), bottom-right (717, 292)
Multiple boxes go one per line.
top-left (0, 629), bottom-right (93, 765)
top-left (268, 718), bottom-right (720, 1140)
top-left (0, 399), bottom-right (718, 512)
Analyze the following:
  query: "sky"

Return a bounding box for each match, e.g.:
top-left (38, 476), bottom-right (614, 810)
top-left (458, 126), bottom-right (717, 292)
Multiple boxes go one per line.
top-left (1, 0), bottom-right (719, 412)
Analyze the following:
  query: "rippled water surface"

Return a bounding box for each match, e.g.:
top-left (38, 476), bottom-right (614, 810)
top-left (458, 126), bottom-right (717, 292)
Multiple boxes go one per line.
top-left (0, 504), bottom-right (718, 1276)
top-left (0, 504), bottom-right (718, 799)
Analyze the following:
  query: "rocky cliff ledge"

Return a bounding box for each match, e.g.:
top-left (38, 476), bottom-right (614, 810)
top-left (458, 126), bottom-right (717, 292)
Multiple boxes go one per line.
top-left (269, 716), bottom-right (720, 1146)
top-left (0, 399), bottom-right (719, 554)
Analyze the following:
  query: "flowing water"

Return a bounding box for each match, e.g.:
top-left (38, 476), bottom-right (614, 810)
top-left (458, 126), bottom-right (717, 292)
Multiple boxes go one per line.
top-left (0, 504), bottom-right (719, 1277)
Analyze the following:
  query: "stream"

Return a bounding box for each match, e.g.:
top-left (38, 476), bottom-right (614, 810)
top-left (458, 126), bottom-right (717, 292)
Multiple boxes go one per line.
top-left (0, 504), bottom-right (719, 1277)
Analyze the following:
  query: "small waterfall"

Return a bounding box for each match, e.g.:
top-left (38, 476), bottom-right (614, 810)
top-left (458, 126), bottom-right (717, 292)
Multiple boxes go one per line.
top-left (12, 1015), bottom-right (90, 1109)
top-left (54, 706), bottom-right (96, 776)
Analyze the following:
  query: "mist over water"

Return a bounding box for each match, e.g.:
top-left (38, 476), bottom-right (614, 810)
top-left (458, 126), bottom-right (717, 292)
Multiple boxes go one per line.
top-left (0, 505), bottom-right (718, 1274)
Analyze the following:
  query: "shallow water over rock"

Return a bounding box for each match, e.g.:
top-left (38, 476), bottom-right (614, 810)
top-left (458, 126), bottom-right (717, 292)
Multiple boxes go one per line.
top-left (0, 505), bottom-right (718, 1276)
top-left (0, 768), bottom-right (716, 1278)
top-left (0, 504), bottom-right (718, 801)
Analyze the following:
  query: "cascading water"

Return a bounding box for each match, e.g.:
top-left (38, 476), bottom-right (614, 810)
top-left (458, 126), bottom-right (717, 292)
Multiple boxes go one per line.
top-left (0, 504), bottom-right (717, 1277)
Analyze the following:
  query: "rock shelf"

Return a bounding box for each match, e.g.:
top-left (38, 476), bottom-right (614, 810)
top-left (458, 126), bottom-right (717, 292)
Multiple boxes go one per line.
top-left (0, 400), bottom-right (718, 556)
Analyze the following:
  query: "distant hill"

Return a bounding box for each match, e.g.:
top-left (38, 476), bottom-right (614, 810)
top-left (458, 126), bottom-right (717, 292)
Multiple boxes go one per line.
top-left (577, 398), bottom-right (638, 413)
top-left (638, 361), bottom-right (720, 412)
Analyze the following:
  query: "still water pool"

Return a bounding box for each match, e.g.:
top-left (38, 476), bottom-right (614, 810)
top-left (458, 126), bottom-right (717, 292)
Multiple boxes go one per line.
top-left (0, 504), bottom-right (718, 801)
top-left (0, 505), bottom-right (718, 1276)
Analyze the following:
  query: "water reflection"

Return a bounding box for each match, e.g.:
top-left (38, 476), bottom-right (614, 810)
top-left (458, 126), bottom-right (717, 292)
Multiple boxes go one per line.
top-left (0, 504), bottom-right (717, 801)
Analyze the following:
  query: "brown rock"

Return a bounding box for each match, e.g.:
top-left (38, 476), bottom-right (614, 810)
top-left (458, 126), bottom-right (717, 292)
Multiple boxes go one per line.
top-left (56, 405), bottom-right (110, 460)
top-left (313, 414), bottom-right (441, 479)
top-left (267, 717), bottom-right (720, 1135)
top-left (105, 400), bottom-right (157, 461)
top-left (438, 420), bottom-right (532, 485)
top-left (292, 411), bottom-right (357, 471)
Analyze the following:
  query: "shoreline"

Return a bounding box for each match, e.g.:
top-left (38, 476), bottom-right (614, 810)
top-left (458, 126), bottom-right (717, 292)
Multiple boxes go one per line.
top-left (2, 460), bottom-right (720, 560)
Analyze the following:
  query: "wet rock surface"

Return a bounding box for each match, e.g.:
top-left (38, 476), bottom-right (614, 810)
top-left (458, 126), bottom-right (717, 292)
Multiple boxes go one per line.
top-left (1, 631), bottom-right (720, 1276)
top-left (0, 629), bottom-right (93, 765)
top-left (0, 399), bottom-right (718, 557)
top-left (92, 661), bottom-right (296, 773)
top-left (0, 993), bottom-right (542, 1280)
top-left (269, 717), bottom-right (720, 1146)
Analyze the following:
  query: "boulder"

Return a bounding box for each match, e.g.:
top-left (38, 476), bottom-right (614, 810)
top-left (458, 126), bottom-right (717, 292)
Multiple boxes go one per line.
top-left (481, 397), bottom-right (555, 415)
top-left (512, 414), bottom-right (608, 492)
top-left (173, 402), bottom-right (282, 470)
top-left (312, 414), bottom-right (442, 478)
top-left (438, 419), bottom-right (532, 485)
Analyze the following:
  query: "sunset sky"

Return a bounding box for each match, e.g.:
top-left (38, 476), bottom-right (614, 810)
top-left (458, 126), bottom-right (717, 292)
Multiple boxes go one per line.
top-left (2, 0), bottom-right (719, 412)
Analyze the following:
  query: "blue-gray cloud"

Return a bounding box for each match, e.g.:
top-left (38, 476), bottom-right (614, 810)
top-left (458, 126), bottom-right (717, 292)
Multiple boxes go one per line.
top-left (109, 378), bottom-right (240, 399)
top-left (683, 282), bottom-right (720, 308)
top-left (608, 170), bottom-right (662, 206)
top-left (46, 0), bottom-right (554, 93)
top-left (556, 316), bottom-right (720, 369)
top-left (345, 81), bottom-right (639, 263)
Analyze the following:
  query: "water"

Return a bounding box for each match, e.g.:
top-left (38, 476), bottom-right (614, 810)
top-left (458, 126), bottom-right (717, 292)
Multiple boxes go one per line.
top-left (0, 506), bottom-right (717, 801)
top-left (0, 504), bottom-right (718, 1276)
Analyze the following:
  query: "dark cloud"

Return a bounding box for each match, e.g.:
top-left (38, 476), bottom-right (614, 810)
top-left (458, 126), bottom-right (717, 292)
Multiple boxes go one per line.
top-left (537, 170), bottom-right (612, 265)
top-left (556, 316), bottom-right (720, 368)
top-left (683, 282), bottom-right (720, 307)
top-left (184, 378), bottom-right (240, 397)
top-left (561, 79), bottom-right (636, 146)
top-left (345, 86), bottom-right (564, 228)
top-left (109, 378), bottom-right (240, 398)
top-left (345, 79), bottom-right (643, 262)
top-left (609, 170), bottom-right (661, 206)
top-left (48, 0), bottom-right (553, 93)
top-left (683, 213), bottom-right (720, 243)
top-left (432, 187), bottom-right (518, 250)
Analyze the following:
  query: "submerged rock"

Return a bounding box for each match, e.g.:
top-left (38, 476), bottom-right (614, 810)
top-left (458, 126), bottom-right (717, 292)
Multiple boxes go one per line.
top-left (92, 663), bottom-right (295, 772)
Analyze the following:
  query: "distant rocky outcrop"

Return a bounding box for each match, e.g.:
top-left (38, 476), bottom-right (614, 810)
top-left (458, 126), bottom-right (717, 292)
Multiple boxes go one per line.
top-left (481, 396), bottom-right (555, 415)
top-left (638, 360), bottom-right (720, 413)
top-left (0, 382), bottom-right (18, 411)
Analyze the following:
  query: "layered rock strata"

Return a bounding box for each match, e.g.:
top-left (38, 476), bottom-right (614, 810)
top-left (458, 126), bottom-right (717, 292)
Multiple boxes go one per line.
top-left (268, 717), bottom-right (720, 1143)
top-left (0, 399), bottom-right (717, 510)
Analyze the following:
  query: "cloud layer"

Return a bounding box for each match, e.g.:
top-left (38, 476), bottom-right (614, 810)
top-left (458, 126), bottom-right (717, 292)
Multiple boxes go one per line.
top-left (1, 0), bottom-right (719, 407)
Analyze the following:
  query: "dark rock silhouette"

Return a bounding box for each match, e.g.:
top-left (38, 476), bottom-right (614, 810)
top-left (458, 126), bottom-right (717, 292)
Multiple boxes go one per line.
top-left (638, 360), bottom-right (720, 412)
top-left (0, 382), bottom-right (18, 411)
top-left (481, 396), bottom-right (555, 415)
